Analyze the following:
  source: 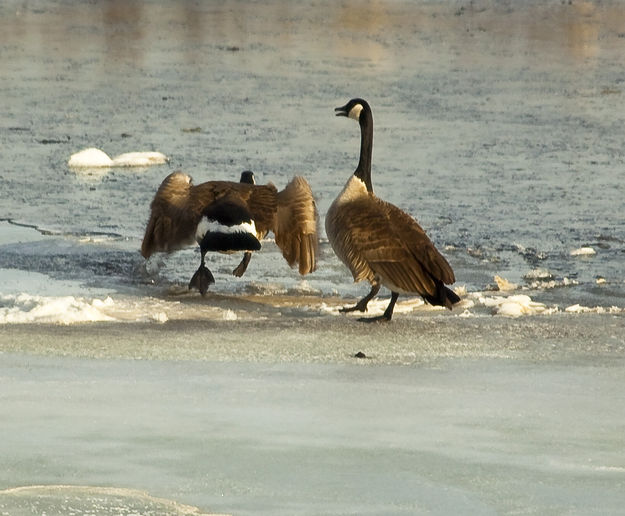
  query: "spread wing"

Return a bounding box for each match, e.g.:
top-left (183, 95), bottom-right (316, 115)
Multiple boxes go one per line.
top-left (141, 173), bottom-right (318, 275)
top-left (274, 176), bottom-right (318, 274)
top-left (141, 172), bottom-right (200, 258)
top-left (328, 195), bottom-right (454, 295)
top-left (141, 173), bottom-right (279, 258)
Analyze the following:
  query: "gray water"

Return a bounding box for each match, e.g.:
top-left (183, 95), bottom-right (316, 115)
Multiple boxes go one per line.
top-left (1, 1), bottom-right (625, 514)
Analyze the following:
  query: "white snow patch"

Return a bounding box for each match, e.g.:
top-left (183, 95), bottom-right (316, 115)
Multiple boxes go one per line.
top-left (0, 293), bottom-right (115, 324)
top-left (494, 275), bottom-right (518, 291)
top-left (570, 246), bottom-right (596, 256)
top-left (565, 304), bottom-right (623, 314)
top-left (67, 148), bottom-right (113, 167)
top-left (110, 151), bottom-right (168, 167)
top-left (68, 148), bottom-right (167, 168)
top-left (525, 277), bottom-right (578, 290)
top-left (0, 293), bottom-right (179, 325)
top-left (222, 309), bottom-right (238, 321)
top-left (523, 268), bottom-right (555, 281)
top-left (477, 294), bottom-right (555, 317)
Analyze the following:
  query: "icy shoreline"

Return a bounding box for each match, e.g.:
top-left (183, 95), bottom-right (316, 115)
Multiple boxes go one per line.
top-left (2, 352), bottom-right (624, 516)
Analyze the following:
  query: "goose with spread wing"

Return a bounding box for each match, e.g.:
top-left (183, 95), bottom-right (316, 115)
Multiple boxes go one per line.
top-left (141, 170), bottom-right (318, 295)
top-left (325, 98), bottom-right (460, 322)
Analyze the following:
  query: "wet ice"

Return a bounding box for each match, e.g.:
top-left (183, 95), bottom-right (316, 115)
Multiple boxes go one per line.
top-left (1, 1), bottom-right (625, 514)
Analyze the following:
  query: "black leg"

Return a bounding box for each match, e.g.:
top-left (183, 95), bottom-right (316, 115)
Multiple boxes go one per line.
top-left (339, 283), bottom-right (380, 313)
top-left (188, 253), bottom-right (215, 296)
top-left (232, 251), bottom-right (252, 277)
top-left (358, 292), bottom-right (399, 323)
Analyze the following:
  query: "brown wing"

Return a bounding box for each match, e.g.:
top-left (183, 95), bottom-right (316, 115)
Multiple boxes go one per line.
top-left (327, 195), bottom-right (454, 296)
top-left (141, 174), bottom-right (278, 258)
top-left (384, 202), bottom-right (455, 284)
top-left (274, 176), bottom-right (318, 274)
top-left (325, 195), bottom-right (376, 284)
top-left (247, 183), bottom-right (278, 238)
top-left (141, 171), bottom-right (201, 258)
top-left (141, 173), bottom-right (317, 274)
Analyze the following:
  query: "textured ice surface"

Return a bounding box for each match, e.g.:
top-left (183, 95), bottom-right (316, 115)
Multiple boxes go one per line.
top-left (1, 2), bottom-right (625, 515)
top-left (0, 485), bottom-right (220, 516)
top-left (2, 0), bottom-right (625, 313)
top-left (1, 354), bottom-right (624, 516)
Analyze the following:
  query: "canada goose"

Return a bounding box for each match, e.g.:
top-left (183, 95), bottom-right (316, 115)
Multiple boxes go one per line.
top-left (141, 170), bottom-right (318, 295)
top-left (326, 98), bottom-right (460, 322)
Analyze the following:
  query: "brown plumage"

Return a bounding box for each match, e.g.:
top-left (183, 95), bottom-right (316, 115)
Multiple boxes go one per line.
top-left (326, 98), bottom-right (460, 322)
top-left (141, 171), bottom-right (318, 293)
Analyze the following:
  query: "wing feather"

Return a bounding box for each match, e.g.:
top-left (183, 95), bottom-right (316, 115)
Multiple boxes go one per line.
top-left (141, 175), bottom-right (276, 257)
top-left (141, 172), bottom-right (202, 258)
top-left (274, 176), bottom-right (318, 274)
top-left (326, 195), bottom-right (454, 295)
top-left (142, 173), bottom-right (318, 276)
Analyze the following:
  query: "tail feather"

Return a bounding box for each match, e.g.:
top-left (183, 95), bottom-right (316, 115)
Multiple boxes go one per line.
top-left (423, 281), bottom-right (461, 310)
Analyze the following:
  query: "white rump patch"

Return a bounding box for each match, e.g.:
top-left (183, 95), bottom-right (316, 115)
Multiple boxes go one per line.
top-left (196, 217), bottom-right (257, 241)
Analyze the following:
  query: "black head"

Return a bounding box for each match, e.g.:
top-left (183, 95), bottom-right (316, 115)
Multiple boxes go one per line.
top-left (239, 170), bottom-right (255, 184)
top-left (334, 98), bottom-right (370, 121)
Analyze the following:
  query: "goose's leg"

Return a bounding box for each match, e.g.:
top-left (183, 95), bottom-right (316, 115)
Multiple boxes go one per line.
top-left (340, 283), bottom-right (380, 313)
top-left (232, 251), bottom-right (252, 277)
top-left (188, 252), bottom-right (215, 296)
top-left (358, 292), bottom-right (399, 323)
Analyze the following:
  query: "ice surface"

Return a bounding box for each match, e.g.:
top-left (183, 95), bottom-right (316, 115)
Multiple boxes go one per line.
top-left (0, 485), bottom-right (221, 516)
top-left (2, 0), bottom-right (625, 311)
top-left (1, 1), bottom-right (625, 514)
top-left (1, 354), bottom-right (624, 515)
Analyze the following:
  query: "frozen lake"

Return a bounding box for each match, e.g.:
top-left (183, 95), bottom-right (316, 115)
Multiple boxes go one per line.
top-left (1, 350), bottom-right (624, 516)
top-left (1, 0), bottom-right (625, 514)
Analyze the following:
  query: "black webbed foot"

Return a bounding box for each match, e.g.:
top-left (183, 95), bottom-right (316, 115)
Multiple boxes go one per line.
top-left (339, 284), bottom-right (380, 314)
top-left (357, 314), bottom-right (392, 323)
top-left (356, 292), bottom-right (399, 323)
top-left (339, 298), bottom-right (370, 313)
top-left (189, 264), bottom-right (215, 296)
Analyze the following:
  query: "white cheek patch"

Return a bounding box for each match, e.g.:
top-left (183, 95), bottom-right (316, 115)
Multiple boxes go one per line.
top-left (196, 218), bottom-right (257, 242)
top-left (348, 104), bottom-right (363, 120)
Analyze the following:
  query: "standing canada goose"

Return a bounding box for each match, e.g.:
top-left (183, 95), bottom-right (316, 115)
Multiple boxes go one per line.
top-left (326, 98), bottom-right (460, 322)
top-left (141, 170), bottom-right (318, 295)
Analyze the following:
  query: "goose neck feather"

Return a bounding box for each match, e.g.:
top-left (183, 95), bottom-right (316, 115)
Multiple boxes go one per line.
top-left (334, 175), bottom-right (369, 206)
top-left (355, 105), bottom-right (374, 193)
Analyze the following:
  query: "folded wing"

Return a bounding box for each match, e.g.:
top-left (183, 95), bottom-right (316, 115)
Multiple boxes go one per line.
top-left (329, 196), bottom-right (454, 296)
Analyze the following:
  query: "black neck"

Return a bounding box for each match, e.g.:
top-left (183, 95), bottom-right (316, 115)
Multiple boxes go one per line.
top-left (354, 108), bottom-right (373, 193)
